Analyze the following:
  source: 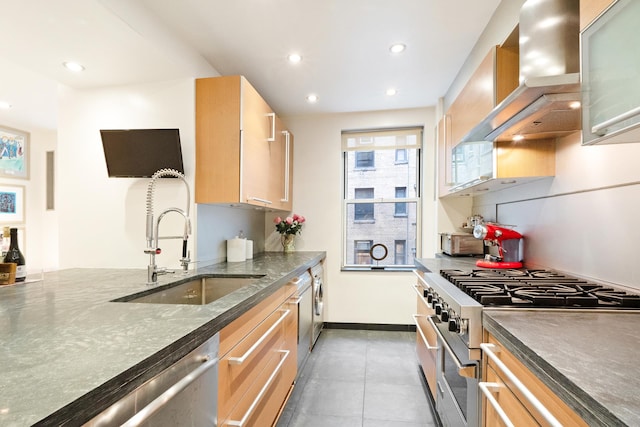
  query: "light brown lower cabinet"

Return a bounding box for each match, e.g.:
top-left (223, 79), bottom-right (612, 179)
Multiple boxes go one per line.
top-left (481, 331), bottom-right (588, 427)
top-left (413, 279), bottom-right (438, 398)
top-left (218, 283), bottom-right (297, 427)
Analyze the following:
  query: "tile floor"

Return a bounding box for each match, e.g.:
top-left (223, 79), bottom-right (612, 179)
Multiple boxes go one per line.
top-left (276, 328), bottom-right (438, 427)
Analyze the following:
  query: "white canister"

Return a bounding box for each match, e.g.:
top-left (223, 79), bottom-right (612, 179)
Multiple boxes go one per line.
top-left (245, 240), bottom-right (253, 259)
top-left (226, 237), bottom-right (246, 262)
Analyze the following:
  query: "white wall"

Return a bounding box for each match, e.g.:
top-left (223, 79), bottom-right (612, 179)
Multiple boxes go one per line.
top-left (282, 107), bottom-right (436, 325)
top-left (473, 132), bottom-right (640, 291)
top-left (57, 79), bottom-right (266, 270)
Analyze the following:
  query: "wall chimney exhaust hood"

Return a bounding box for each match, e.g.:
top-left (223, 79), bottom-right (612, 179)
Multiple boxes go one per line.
top-left (459, 0), bottom-right (581, 144)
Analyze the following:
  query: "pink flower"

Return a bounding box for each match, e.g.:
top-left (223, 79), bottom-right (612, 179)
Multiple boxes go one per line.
top-left (274, 216), bottom-right (282, 224)
top-left (285, 217), bottom-right (293, 225)
top-left (297, 215), bottom-right (306, 223)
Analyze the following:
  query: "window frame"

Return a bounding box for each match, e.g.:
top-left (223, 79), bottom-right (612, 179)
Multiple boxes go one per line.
top-left (341, 127), bottom-right (423, 271)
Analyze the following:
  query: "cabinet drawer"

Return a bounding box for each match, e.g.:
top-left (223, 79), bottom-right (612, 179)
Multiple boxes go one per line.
top-left (413, 285), bottom-right (438, 398)
top-left (219, 307), bottom-right (290, 422)
top-left (220, 286), bottom-right (287, 357)
top-left (483, 334), bottom-right (588, 427)
top-left (221, 347), bottom-right (291, 427)
top-left (483, 364), bottom-right (538, 427)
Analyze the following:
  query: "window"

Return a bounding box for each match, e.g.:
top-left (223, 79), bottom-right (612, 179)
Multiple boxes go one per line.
top-left (395, 187), bottom-right (407, 216)
top-left (354, 188), bottom-right (374, 221)
top-left (355, 151), bottom-right (375, 168)
top-left (342, 127), bottom-right (422, 269)
top-left (394, 240), bottom-right (407, 264)
top-left (395, 149), bottom-right (408, 164)
top-left (355, 240), bottom-right (373, 264)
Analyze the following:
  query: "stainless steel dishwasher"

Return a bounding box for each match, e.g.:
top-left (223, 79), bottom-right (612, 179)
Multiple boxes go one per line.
top-left (291, 271), bottom-right (313, 375)
top-left (84, 333), bottom-right (220, 426)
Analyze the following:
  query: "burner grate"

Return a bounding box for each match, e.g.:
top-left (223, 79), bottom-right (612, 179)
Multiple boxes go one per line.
top-left (439, 269), bottom-right (640, 308)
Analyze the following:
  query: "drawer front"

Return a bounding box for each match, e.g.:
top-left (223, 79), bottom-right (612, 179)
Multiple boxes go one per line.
top-left (220, 286), bottom-right (286, 357)
top-left (221, 348), bottom-right (291, 427)
top-left (282, 296), bottom-right (298, 386)
top-left (483, 365), bottom-right (538, 427)
top-left (414, 285), bottom-right (438, 397)
top-left (219, 307), bottom-right (290, 422)
top-left (484, 333), bottom-right (588, 427)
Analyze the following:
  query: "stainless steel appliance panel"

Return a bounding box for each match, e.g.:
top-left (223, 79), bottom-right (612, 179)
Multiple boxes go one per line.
top-left (85, 333), bottom-right (220, 427)
top-left (293, 272), bottom-right (313, 374)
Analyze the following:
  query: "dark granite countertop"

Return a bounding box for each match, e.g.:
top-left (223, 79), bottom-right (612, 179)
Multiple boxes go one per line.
top-left (0, 251), bottom-right (325, 426)
top-left (414, 256), bottom-right (640, 427)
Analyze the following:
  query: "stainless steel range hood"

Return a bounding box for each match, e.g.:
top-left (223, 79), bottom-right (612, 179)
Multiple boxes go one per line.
top-left (460, 0), bottom-right (581, 144)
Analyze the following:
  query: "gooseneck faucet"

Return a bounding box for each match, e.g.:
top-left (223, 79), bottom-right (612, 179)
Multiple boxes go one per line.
top-left (144, 168), bottom-right (191, 285)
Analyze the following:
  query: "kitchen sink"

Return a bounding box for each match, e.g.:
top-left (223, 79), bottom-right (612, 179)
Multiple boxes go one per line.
top-left (113, 274), bottom-right (265, 305)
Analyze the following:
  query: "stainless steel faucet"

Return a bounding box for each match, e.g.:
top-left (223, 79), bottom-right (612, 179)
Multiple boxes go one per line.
top-left (144, 169), bottom-right (191, 285)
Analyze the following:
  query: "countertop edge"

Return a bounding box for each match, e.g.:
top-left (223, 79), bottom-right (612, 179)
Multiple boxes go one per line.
top-left (482, 312), bottom-right (625, 427)
top-left (32, 252), bottom-right (325, 426)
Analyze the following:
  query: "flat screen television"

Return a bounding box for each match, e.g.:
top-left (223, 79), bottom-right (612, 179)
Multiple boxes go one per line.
top-left (100, 128), bottom-right (185, 177)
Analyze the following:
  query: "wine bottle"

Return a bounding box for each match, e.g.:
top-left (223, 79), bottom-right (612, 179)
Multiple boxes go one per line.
top-left (3, 228), bottom-right (26, 282)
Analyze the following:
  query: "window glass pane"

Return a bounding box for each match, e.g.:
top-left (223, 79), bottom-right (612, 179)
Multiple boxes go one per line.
top-left (354, 188), bottom-right (374, 220)
top-left (395, 149), bottom-right (407, 163)
top-left (354, 240), bottom-right (373, 264)
top-left (355, 151), bottom-right (375, 168)
top-left (345, 201), bottom-right (417, 266)
top-left (395, 187), bottom-right (407, 216)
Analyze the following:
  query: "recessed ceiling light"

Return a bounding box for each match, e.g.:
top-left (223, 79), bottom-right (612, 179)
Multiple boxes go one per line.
top-left (0, 101), bottom-right (12, 109)
top-left (386, 88), bottom-right (398, 96)
top-left (287, 53), bottom-right (302, 63)
top-left (306, 94), bottom-right (318, 103)
top-left (389, 43), bottom-right (406, 54)
top-left (63, 61), bottom-right (85, 72)
top-left (569, 101), bottom-right (581, 109)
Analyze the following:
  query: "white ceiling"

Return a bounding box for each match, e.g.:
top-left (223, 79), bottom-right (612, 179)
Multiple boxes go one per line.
top-left (0, 0), bottom-right (502, 130)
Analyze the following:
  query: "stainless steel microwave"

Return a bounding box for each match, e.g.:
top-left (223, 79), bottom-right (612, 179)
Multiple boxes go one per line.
top-left (581, 0), bottom-right (640, 145)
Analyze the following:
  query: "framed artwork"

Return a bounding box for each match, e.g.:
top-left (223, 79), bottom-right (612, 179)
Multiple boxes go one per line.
top-left (0, 125), bottom-right (30, 179)
top-left (0, 184), bottom-right (25, 224)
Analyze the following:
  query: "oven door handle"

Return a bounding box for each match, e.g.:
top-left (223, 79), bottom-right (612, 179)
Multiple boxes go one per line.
top-left (427, 316), bottom-right (476, 379)
top-left (412, 314), bottom-right (439, 350)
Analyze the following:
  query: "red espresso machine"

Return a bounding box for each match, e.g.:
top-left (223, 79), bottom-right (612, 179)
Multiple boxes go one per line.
top-left (473, 223), bottom-right (523, 269)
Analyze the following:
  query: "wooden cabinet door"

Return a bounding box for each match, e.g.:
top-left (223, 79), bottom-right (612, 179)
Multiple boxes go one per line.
top-left (437, 115), bottom-right (453, 197)
top-left (581, 0), bottom-right (615, 30)
top-left (241, 79), bottom-right (274, 207)
top-left (269, 116), bottom-right (293, 212)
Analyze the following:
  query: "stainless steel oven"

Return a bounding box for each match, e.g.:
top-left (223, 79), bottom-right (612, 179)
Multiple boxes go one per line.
top-left (414, 271), bottom-right (482, 427)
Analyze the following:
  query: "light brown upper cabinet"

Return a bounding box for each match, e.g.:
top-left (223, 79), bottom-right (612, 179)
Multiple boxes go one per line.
top-left (436, 114), bottom-right (454, 197)
top-left (580, 0), bottom-right (615, 30)
top-left (447, 45), bottom-right (519, 148)
top-left (196, 76), bottom-right (293, 211)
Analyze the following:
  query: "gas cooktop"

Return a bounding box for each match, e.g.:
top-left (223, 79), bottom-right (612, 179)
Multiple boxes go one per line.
top-left (440, 269), bottom-right (640, 309)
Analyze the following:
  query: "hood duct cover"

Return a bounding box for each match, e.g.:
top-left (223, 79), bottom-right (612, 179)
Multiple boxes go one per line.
top-left (461, 0), bottom-right (581, 143)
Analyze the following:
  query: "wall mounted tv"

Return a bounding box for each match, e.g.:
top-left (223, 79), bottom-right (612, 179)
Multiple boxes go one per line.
top-left (100, 128), bottom-right (185, 178)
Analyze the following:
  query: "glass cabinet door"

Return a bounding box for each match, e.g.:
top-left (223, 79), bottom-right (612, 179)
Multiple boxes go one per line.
top-left (451, 140), bottom-right (494, 189)
top-left (582, 0), bottom-right (640, 145)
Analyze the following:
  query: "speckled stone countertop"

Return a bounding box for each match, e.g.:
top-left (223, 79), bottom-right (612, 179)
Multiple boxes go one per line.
top-left (0, 251), bottom-right (325, 426)
top-left (415, 256), bottom-right (640, 427)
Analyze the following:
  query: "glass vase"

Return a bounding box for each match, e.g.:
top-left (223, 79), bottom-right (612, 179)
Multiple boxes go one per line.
top-left (281, 234), bottom-right (295, 253)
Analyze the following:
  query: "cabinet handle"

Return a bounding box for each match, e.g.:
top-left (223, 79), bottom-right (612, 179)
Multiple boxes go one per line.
top-left (412, 314), bottom-right (439, 350)
top-left (225, 350), bottom-right (290, 427)
top-left (478, 382), bottom-right (515, 427)
top-left (228, 309), bottom-right (290, 365)
top-left (121, 355), bottom-right (219, 427)
top-left (592, 105), bottom-right (640, 136)
top-left (426, 316), bottom-right (476, 379)
top-left (412, 284), bottom-right (430, 307)
top-left (267, 112), bottom-right (276, 141)
top-left (480, 343), bottom-right (563, 427)
top-left (280, 130), bottom-right (290, 202)
top-left (247, 196), bottom-right (273, 205)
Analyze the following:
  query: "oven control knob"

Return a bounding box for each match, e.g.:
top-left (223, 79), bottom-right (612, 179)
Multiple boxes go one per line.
top-left (426, 293), bottom-right (434, 303)
top-left (448, 318), bottom-right (460, 333)
top-left (440, 310), bottom-right (449, 322)
top-left (434, 304), bottom-right (443, 315)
